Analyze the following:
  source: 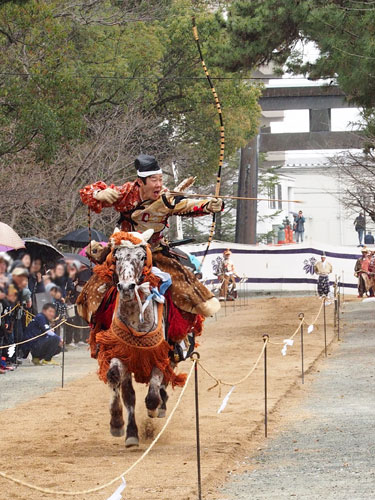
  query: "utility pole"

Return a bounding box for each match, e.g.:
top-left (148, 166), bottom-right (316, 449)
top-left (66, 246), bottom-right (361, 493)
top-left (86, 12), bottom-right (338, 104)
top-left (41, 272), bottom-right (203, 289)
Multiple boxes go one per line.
top-left (235, 135), bottom-right (259, 244)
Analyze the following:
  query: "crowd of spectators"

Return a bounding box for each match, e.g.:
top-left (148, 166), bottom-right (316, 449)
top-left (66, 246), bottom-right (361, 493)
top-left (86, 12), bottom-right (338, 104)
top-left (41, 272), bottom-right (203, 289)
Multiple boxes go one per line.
top-left (0, 252), bottom-right (90, 374)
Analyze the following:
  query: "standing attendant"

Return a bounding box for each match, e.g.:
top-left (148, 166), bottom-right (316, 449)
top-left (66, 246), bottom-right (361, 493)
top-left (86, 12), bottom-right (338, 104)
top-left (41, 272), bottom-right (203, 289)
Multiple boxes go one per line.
top-left (294, 211), bottom-right (306, 243)
top-left (354, 213), bottom-right (366, 246)
top-left (219, 249), bottom-right (239, 300)
top-left (314, 252), bottom-right (333, 297)
top-left (354, 247), bottom-right (371, 298)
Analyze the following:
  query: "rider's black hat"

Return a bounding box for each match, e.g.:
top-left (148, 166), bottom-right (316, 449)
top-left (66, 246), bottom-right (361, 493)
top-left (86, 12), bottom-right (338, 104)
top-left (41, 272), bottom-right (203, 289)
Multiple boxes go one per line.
top-left (135, 154), bottom-right (162, 178)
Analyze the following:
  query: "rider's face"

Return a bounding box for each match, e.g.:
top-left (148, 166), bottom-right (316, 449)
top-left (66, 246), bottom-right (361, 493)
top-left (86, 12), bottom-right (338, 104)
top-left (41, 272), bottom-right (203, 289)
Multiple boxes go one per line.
top-left (139, 174), bottom-right (163, 201)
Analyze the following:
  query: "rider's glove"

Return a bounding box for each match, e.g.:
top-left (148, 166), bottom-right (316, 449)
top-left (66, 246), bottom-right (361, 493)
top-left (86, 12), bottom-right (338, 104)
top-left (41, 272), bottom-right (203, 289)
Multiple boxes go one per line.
top-left (207, 197), bottom-right (224, 213)
top-left (93, 188), bottom-right (120, 204)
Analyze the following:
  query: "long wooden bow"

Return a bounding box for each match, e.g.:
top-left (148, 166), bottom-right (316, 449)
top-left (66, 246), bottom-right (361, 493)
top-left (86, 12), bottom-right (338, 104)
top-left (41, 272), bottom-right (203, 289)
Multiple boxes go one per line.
top-left (192, 14), bottom-right (224, 269)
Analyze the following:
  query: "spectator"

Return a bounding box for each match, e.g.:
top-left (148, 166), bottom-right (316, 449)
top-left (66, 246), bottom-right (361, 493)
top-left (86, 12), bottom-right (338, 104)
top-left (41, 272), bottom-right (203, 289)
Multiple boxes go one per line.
top-left (4, 284), bottom-right (18, 365)
top-left (354, 213), bottom-right (366, 246)
top-left (0, 253), bottom-right (11, 288)
top-left (10, 267), bottom-right (32, 361)
top-left (0, 285), bottom-right (15, 372)
top-left (11, 268), bottom-right (32, 309)
top-left (314, 252), bottom-right (333, 297)
top-left (53, 262), bottom-right (74, 299)
top-left (294, 211), bottom-right (306, 243)
top-left (23, 303), bottom-right (62, 366)
top-left (9, 259), bottom-right (25, 274)
top-left (43, 269), bottom-right (54, 288)
top-left (19, 252), bottom-right (32, 270)
top-left (49, 285), bottom-right (67, 320)
top-left (28, 258), bottom-right (45, 295)
top-left (364, 231), bottom-right (374, 245)
top-left (65, 261), bottom-right (90, 347)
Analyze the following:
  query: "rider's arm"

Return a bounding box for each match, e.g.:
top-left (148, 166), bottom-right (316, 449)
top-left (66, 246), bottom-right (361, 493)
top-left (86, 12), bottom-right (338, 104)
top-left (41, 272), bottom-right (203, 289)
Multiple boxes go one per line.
top-left (163, 194), bottom-right (224, 218)
top-left (80, 181), bottom-right (134, 214)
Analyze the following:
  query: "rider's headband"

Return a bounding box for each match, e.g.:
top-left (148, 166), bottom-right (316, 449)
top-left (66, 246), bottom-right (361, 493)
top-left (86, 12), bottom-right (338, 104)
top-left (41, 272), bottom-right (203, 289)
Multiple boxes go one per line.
top-left (137, 168), bottom-right (163, 178)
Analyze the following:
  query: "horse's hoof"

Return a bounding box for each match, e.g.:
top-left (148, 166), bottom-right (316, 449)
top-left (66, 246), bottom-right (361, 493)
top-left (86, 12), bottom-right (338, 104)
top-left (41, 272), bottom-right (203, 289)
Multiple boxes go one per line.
top-left (125, 436), bottom-right (139, 448)
top-left (110, 426), bottom-right (125, 437)
top-left (147, 409), bottom-right (158, 418)
top-left (157, 408), bottom-right (166, 418)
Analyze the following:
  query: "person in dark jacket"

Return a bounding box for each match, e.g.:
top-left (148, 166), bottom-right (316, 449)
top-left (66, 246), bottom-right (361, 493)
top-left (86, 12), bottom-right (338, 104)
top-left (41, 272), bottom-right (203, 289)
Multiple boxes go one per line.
top-left (53, 262), bottom-right (74, 299)
top-left (354, 213), bottom-right (366, 246)
top-left (364, 231), bottom-right (374, 245)
top-left (23, 303), bottom-right (62, 365)
top-left (0, 285), bottom-right (14, 372)
top-left (28, 258), bottom-right (45, 295)
top-left (294, 211), bottom-right (306, 243)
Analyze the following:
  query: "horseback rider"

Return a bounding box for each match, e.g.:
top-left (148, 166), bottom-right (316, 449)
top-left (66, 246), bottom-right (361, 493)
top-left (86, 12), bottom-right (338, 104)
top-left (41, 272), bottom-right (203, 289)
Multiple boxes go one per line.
top-left (79, 154), bottom-right (222, 340)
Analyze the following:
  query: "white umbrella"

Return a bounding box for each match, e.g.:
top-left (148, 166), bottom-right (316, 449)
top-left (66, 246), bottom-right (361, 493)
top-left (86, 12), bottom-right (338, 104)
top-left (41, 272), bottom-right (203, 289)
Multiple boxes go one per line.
top-left (0, 222), bottom-right (25, 251)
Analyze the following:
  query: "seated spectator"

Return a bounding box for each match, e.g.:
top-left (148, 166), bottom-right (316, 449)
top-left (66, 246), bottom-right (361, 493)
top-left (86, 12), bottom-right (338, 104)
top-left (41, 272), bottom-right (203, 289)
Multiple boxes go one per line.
top-left (365, 231), bottom-right (375, 245)
top-left (23, 303), bottom-right (62, 366)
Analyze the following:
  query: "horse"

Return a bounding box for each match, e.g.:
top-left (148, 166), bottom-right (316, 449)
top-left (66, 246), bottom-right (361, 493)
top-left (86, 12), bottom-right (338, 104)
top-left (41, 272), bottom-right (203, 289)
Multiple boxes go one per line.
top-left (89, 229), bottom-right (186, 448)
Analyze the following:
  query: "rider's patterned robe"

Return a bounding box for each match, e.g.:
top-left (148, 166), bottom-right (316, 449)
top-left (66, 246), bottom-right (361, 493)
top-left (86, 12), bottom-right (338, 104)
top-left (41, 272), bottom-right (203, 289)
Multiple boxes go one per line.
top-left (80, 180), bottom-right (216, 317)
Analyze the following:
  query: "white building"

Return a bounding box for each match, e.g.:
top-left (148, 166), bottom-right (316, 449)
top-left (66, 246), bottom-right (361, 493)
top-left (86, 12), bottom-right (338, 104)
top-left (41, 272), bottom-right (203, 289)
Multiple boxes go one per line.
top-left (257, 173), bottom-right (296, 242)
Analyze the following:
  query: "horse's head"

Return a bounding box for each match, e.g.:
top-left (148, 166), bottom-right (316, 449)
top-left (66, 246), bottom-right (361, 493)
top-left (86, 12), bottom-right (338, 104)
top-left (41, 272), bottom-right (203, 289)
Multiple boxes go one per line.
top-left (110, 229), bottom-right (154, 300)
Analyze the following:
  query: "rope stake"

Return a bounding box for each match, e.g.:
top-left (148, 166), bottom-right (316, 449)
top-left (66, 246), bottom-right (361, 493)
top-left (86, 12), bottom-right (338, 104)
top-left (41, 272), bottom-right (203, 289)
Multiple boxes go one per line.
top-left (191, 352), bottom-right (202, 500)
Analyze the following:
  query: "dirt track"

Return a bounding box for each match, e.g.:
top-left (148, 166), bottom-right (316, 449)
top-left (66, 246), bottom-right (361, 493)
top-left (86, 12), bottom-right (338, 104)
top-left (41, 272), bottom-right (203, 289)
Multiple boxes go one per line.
top-left (0, 296), bottom-right (338, 499)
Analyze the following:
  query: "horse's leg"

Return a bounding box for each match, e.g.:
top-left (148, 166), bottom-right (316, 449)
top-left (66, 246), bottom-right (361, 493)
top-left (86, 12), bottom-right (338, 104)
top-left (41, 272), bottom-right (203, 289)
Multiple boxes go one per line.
top-left (145, 367), bottom-right (163, 418)
top-left (107, 358), bottom-right (125, 437)
top-left (121, 372), bottom-right (139, 448)
top-left (158, 382), bottom-right (169, 418)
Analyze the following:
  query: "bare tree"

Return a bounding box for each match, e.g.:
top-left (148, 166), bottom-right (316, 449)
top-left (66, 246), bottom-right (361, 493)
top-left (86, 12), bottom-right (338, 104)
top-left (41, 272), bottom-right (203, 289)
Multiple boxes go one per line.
top-left (0, 103), bottom-right (182, 242)
top-left (331, 147), bottom-right (375, 222)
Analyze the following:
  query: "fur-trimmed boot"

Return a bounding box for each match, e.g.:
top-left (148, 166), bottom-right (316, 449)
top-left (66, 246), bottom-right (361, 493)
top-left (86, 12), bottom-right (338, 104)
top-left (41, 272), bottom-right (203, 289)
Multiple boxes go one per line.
top-left (192, 297), bottom-right (220, 317)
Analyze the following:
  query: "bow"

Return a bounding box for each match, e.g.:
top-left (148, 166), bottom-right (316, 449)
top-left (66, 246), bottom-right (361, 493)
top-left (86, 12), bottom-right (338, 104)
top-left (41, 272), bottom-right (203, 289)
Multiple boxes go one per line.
top-left (191, 14), bottom-right (225, 270)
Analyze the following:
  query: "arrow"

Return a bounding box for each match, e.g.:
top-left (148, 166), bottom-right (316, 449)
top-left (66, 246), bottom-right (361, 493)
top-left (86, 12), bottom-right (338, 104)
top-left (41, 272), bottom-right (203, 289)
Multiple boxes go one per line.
top-left (168, 191), bottom-right (303, 203)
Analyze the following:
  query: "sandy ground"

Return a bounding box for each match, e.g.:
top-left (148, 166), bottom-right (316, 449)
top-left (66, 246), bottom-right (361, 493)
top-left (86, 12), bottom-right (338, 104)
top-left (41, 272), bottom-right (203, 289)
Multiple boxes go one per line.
top-left (0, 345), bottom-right (97, 411)
top-left (0, 296), bottom-right (339, 499)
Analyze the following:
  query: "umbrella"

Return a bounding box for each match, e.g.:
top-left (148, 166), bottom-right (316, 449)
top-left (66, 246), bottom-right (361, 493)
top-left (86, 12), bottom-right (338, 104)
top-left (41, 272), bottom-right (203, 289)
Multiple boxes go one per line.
top-left (58, 228), bottom-right (108, 248)
top-left (9, 237), bottom-right (64, 263)
top-left (63, 253), bottom-right (91, 268)
top-left (0, 222), bottom-right (25, 250)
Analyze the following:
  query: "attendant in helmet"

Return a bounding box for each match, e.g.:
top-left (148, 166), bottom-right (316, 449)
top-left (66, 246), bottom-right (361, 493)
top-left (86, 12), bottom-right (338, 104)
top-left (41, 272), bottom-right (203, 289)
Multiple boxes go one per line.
top-left (79, 154), bottom-right (223, 340)
top-left (219, 249), bottom-right (238, 300)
